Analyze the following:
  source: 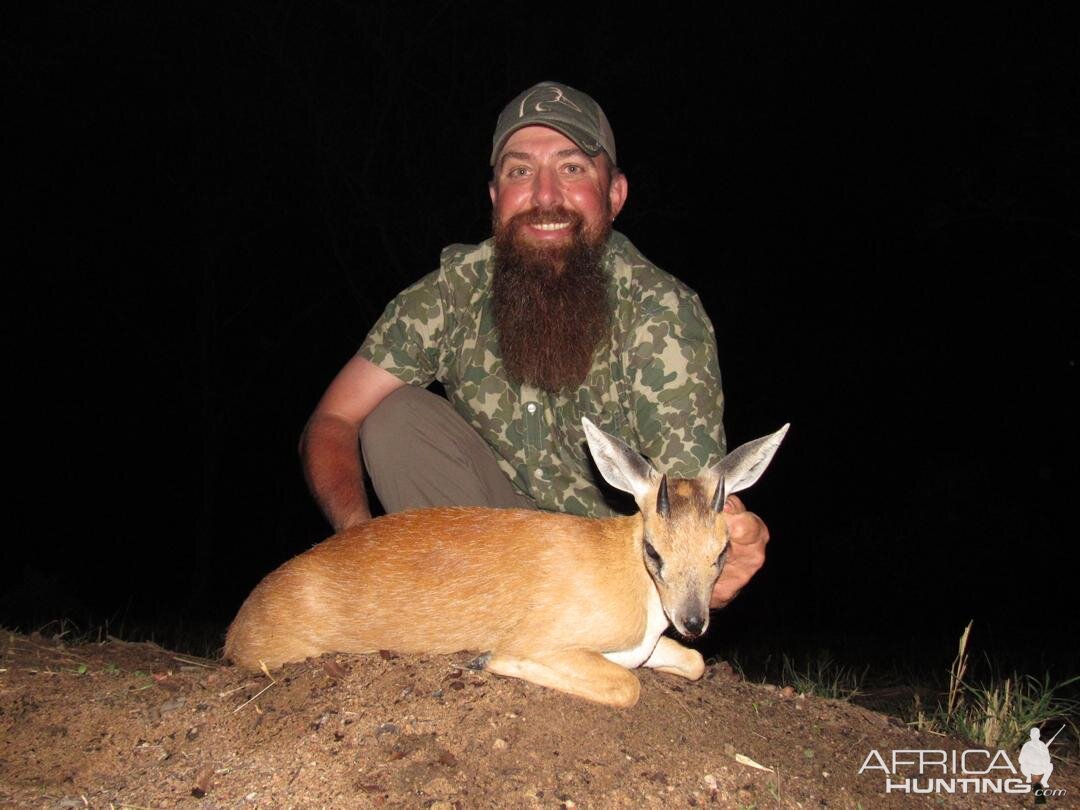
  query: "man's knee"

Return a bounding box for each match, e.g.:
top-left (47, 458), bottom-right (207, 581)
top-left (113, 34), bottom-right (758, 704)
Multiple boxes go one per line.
top-left (360, 385), bottom-right (445, 467)
top-left (359, 384), bottom-right (532, 512)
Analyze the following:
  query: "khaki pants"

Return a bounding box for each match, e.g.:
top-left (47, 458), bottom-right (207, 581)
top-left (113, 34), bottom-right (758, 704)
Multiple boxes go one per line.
top-left (360, 386), bottom-right (536, 514)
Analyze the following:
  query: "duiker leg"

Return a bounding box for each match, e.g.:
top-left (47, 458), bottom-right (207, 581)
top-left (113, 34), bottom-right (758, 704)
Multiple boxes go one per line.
top-left (483, 649), bottom-right (642, 707)
top-left (642, 636), bottom-right (705, 680)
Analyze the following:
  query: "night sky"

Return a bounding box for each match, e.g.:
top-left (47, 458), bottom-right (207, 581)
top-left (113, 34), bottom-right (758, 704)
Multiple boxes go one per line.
top-left (8, 4), bottom-right (1077, 670)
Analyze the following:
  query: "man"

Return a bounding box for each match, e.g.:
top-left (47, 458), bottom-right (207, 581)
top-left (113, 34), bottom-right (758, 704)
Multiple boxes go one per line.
top-left (301, 81), bottom-right (770, 608)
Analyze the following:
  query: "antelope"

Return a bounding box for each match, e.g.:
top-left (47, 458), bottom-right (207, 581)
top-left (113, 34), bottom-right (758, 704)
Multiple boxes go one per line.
top-left (225, 418), bottom-right (788, 707)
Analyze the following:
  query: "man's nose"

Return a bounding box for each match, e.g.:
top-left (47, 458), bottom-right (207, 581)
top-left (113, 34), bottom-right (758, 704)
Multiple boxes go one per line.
top-left (531, 166), bottom-right (562, 208)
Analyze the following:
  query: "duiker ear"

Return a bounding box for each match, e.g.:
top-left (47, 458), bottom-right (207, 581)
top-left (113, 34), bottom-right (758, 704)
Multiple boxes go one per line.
top-left (712, 424), bottom-right (790, 495)
top-left (582, 417), bottom-right (657, 499)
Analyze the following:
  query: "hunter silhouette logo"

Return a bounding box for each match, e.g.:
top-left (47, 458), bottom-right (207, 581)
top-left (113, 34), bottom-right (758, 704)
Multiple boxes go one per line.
top-left (1019, 725), bottom-right (1060, 787)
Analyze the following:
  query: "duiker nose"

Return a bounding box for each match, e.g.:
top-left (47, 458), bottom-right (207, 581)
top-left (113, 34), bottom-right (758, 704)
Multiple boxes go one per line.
top-left (682, 615), bottom-right (705, 637)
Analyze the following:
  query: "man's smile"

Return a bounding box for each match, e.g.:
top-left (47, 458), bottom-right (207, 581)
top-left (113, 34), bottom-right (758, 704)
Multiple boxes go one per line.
top-left (509, 208), bottom-right (583, 243)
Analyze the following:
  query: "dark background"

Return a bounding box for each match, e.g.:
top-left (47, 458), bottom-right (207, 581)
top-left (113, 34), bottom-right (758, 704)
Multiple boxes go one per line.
top-left (8, 4), bottom-right (1077, 673)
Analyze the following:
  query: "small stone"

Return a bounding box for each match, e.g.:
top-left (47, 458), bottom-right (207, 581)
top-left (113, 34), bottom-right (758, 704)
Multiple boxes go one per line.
top-left (375, 722), bottom-right (400, 737)
top-left (493, 738), bottom-right (509, 751)
top-left (780, 685), bottom-right (797, 698)
top-left (159, 698), bottom-right (185, 714)
top-left (437, 750), bottom-right (458, 767)
top-left (713, 660), bottom-right (739, 680)
top-left (323, 660), bottom-right (348, 679)
top-left (761, 683), bottom-right (778, 692)
top-left (422, 776), bottom-right (453, 796)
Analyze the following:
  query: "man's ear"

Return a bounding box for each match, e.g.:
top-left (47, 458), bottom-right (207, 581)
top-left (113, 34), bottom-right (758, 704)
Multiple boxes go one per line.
top-left (609, 171), bottom-right (628, 219)
top-left (488, 179), bottom-right (497, 207)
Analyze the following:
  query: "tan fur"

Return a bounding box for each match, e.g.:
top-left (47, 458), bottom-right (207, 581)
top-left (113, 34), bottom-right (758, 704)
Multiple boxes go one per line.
top-left (223, 503), bottom-right (711, 706)
top-left (227, 512), bottom-right (643, 657)
top-left (225, 421), bottom-right (787, 707)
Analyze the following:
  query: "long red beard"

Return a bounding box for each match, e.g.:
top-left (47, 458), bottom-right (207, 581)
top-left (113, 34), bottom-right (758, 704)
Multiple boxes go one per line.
top-left (491, 207), bottom-right (612, 393)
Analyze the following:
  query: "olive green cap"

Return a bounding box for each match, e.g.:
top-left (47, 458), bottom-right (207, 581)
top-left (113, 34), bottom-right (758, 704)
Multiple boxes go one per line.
top-left (490, 81), bottom-right (616, 167)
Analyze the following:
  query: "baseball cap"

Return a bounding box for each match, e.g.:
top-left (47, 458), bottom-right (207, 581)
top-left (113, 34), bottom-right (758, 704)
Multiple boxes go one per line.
top-left (490, 81), bottom-right (617, 167)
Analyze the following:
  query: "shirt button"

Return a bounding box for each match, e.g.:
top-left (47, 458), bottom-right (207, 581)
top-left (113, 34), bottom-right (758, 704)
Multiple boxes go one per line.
top-left (525, 402), bottom-right (538, 414)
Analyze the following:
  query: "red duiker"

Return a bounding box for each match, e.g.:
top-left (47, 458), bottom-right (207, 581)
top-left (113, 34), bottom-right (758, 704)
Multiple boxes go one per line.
top-left (225, 418), bottom-right (788, 706)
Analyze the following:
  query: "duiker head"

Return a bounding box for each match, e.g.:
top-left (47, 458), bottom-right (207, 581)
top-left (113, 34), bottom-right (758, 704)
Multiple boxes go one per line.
top-left (582, 419), bottom-right (789, 639)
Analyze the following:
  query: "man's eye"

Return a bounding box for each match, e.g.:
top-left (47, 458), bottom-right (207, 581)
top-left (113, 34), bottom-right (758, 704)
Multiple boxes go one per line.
top-left (508, 166), bottom-right (529, 178)
top-left (564, 164), bottom-right (582, 174)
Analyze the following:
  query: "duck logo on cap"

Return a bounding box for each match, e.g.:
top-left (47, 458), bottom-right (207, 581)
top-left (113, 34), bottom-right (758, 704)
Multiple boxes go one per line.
top-left (517, 85), bottom-right (583, 118)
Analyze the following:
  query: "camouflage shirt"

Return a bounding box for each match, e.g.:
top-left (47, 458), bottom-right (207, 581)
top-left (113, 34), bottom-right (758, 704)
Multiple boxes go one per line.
top-left (359, 231), bottom-right (726, 517)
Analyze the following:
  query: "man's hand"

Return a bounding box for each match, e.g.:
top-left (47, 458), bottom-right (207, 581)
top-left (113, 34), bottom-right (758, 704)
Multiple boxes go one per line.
top-left (710, 494), bottom-right (770, 608)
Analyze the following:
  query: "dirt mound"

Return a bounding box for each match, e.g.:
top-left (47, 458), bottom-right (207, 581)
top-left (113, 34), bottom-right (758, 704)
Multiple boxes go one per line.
top-left (1, 632), bottom-right (1069, 807)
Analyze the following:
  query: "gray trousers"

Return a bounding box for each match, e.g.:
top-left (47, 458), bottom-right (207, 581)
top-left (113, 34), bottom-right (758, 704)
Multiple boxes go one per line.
top-left (360, 386), bottom-right (536, 514)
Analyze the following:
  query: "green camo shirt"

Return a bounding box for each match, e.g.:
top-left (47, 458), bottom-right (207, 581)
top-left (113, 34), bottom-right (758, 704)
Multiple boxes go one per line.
top-left (358, 231), bottom-right (726, 517)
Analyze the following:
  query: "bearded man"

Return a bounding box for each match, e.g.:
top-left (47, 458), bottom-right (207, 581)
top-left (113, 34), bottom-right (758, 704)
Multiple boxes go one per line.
top-left (300, 82), bottom-right (770, 608)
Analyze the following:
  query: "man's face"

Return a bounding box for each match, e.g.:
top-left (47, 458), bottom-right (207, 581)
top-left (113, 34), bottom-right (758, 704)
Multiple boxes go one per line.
top-left (489, 126), bottom-right (628, 259)
top-left (488, 126), bottom-right (628, 393)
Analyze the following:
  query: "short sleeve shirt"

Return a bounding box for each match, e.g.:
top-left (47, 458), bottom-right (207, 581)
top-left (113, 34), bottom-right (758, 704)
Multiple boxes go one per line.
top-left (359, 231), bottom-right (726, 517)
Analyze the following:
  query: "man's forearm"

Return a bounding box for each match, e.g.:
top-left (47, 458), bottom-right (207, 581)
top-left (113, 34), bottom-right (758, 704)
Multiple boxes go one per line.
top-left (300, 413), bottom-right (371, 531)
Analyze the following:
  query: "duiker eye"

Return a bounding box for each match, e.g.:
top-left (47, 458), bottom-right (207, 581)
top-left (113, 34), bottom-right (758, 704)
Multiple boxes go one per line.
top-left (715, 547), bottom-right (730, 568)
top-left (644, 541), bottom-right (662, 566)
